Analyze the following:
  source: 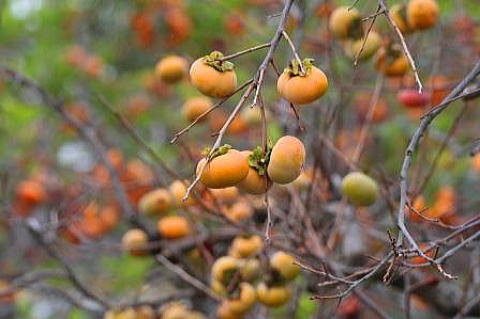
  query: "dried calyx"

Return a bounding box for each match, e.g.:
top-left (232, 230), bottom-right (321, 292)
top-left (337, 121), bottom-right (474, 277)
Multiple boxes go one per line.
top-left (203, 51), bottom-right (235, 72)
top-left (248, 145), bottom-right (271, 176)
top-left (284, 58), bottom-right (316, 77)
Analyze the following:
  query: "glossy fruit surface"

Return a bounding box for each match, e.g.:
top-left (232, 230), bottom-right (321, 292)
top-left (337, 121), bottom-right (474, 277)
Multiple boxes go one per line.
top-left (267, 136), bottom-right (305, 184)
top-left (341, 172), bottom-right (379, 207)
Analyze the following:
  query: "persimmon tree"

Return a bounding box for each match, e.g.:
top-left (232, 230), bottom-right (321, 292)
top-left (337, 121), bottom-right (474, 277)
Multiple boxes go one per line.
top-left (0, 0), bottom-right (480, 318)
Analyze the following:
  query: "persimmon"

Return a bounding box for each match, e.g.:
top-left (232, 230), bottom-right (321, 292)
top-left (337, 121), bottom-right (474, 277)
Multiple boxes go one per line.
top-left (135, 306), bottom-right (156, 319)
top-left (77, 202), bottom-right (106, 240)
top-left (99, 205), bottom-right (120, 232)
top-left (240, 106), bottom-right (265, 126)
top-left (212, 256), bottom-right (239, 284)
top-left (229, 235), bottom-right (263, 258)
top-left (338, 295), bottom-right (361, 318)
top-left (83, 55), bottom-right (104, 78)
top-left (208, 108), bottom-right (228, 132)
top-left (124, 94), bottom-right (151, 119)
top-left (397, 89), bottom-right (430, 108)
top-left (211, 279), bottom-right (228, 296)
top-left (239, 258), bottom-right (261, 282)
top-left (138, 188), bottom-right (172, 216)
top-left (375, 45), bottom-right (410, 77)
top-left (157, 216), bottom-right (190, 239)
top-left (427, 75), bottom-right (451, 106)
top-left (225, 11), bottom-right (245, 36)
top-left (216, 302), bottom-right (241, 319)
top-left (104, 308), bottom-right (137, 319)
top-left (270, 251), bottom-right (300, 280)
top-left (121, 229), bottom-right (149, 256)
top-left (15, 180), bottom-right (47, 206)
top-left (224, 201), bottom-right (254, 222)
top-left (238, 149), bottom-right (271, 194)
top-left (345, 31), bottom-right (382, 61)
top-left (391, 4), bottom-right (413, 34)
top-left (227, 115), bottom-right (248, 135)
top-left (354, 91), bottom-right (388, 122)
top-left (256, 282), bottom-right (290, 307)
top-left (155, 55), bottom-right (188, 84)
top-left (407, 0), bottom-right (439, 30)
top-left (277, 58), bottom-right (328, 105)
top-left (341, 172), bottom-right (379, 207)
top-left (267, 136), bottom-right (305, 185)
top-left (196, 146), bottom-right (249, 189)
top-left (65, 45), bottom-right (88, 67)
top-left (182, 96), bottom-right (212, 123)
top-left (0, 280), bottom-right (16, 303)
top-left (471, 153), bottom-right (480, 172)
top-left (410, 243), bottom-right (435, 264)
top-left (329, 6), bottom-right (362, 39)
top-left (407, 195), bottom-right (426, 222)
top-left (223, 282), bottom-right (256, 314)
top-left (164, 7), bottom-right (192, 46)
top-left (189, 51), bottom-right (237, 98)
top-left (169, 179), bottom-right (196, 207)
top-left (209, 187), bottom-right (239, 203)
top-left (161, 302), bottom-right (190, 319)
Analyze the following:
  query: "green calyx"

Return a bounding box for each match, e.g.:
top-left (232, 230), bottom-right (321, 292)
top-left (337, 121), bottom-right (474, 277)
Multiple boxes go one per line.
top-left (284, 58), bottom-right (315, 77)
top-left (203, 51), bottom-right (235, 72)
top-left (203, 144), bottom-right (232, 159)
top-left (248, 145), bottom-right (272, 176)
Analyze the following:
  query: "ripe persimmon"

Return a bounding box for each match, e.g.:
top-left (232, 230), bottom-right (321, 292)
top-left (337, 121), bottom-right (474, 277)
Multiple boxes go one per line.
top-left (354, 91), bottom-right (388, 122)
top-left (375, 45), bottom-right (410, 77)
top-left (397, 89), bottom-right (430, 108)
top-left (407, 0), bottom-right (439, 30)
top-left (15, 180), bottom-right (47, 206)
top-left (277, 58), bottom-right (328, 105)
top-left (223, 282), bottom-right (256, 314)
top-left (341, 172), bottom-right (379, 207)
top-left (169, 179), bottom-right (196, 207)
top-left (267, 136), bottom-right (305, 185)
top-left (329, 6), bottom-right (362, 39)
top-left (270, 251), bottom-right (300, 280)
top-left (391, 4), bottom-right (413, 34)
top-left (157, 215), bottom-right (190, 239)
top-left (196, 146), bottom-right (249, 189)
top-left (345, 31), bottom-right (382, 61)
top-left (138, 188), bottom-right (172, 216)
top-left (189, 51), bottom-right (237, 98)
top-left (121, 228), bottom-right (149, 256)
top-left (229, 235), bottom-right (263, 258)
top-left (212, 256), bottom-right (239, 284)
top-left (238, 149), bottom-right (271, 194)
top-left (182, 96), bottom-right (212, 123)
top-left (224, 201), bottom-right (254, 222)
top-left (256, 282), bottom-right (290, 307)
top-left (209, 187), bottom-right (239, 203)
top-left (155, 55), bottom-right (188, 84)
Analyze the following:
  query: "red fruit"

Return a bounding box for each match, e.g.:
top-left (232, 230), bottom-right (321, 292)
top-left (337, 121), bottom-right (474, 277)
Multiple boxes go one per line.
top-left (397, 89), bottom-right (430, 108)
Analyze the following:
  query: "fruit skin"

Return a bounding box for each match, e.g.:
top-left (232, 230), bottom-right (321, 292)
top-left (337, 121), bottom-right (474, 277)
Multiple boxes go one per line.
top-left (278, 66), bottom-right (328, 105)
top-left (224, 201), bottom-right (254, 222)
top-left (256, 282), bottom-right (290, 307)
top-left (329, 6), bottom-right (361, 39)
top-left (16, 180), bottom-right (47, 206)
top-left (121, 228), bottom-right (149, 256)
top-left (270, 251), bottom-right (300, 280)
top-left (407, 0), bottom-right (439, 30)
top-left (224, 282), bottom-right (257, 314)
top-left (189, 53), bottom-right (237, 98)
top-left (237, 151), bottom-right (271, 194)
top-left (161, 302), bottom-right (191, 319)
top-left (345, 31), bottom-right (382, 61)
top-left (169, 179), bottom-right (196, 207)
top-left (391, 4), bottom-right (413, 34)
top-left (239, 258), bottom-right (261, 282)
top-left (216, 302), bottom-right (243, 319)
top-left (155, 55), bottom-right (188, 84)
top-left (196, 149), bottom-right (249, 189)
top-left (229, 235), bottom-right (263, 258)
top-left (209, 187), bottom-right (239, 203)
top-left (267, 136), bottom-right (305, 185)
top-left (341, 172), bottom-right (379, 207)
top-left (157, 216), bottom-right (190, 239)
top-left (375, 47), bottom-right (410, 77)
top-left (397, 89), bottom-right (430, 108)
top-left (182, 96), bottom-right (212, 123)
top-left (212, 256), bottom-right (239, 284)
top-left (138, 188), bottom-right (172, 216)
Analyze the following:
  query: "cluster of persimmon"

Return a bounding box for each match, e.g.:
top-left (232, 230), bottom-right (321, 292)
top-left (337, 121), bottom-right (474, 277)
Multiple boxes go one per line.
top-left (211, 235), bottom-right (300, 318)
top-left (329, 0), bottom-right (439, 77)
top-left (64, 45), bottom-right (105, 78)
top-left (104, 301), bottom-right (207, 319)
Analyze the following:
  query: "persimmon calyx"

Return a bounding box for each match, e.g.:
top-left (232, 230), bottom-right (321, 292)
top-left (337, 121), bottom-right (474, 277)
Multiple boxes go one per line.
top-left (248, 145), bottom-right (272, 176)
top-left (203, 51), bottom-right (235, 72)
top-left (203, 144), bottom-right (232, 159)
top-left (285, 58), bottom-right (315, 77)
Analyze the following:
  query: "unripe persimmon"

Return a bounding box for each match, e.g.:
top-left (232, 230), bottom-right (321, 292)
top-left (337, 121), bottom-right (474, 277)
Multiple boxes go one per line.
top-left (256, 282), bottom-right (290, 307)
top-left (189, 51), bottom-right (237, 98)
top-left (212, 256), bottom-right (240, 284)
top-left (375, 46), bottom-right (410, 77)
top-left (121, 229), bottom-right (149, 256)
top-left (341, 172), bottom-right (379, 207)
top-left (155, 55), bottom-right (188, 84)
top-left (157, 216), bottom-right (190, 239)
top-left (407, 0), bottom-right (439, 30)
top-left (223, 283), bottom-right (256, 314)
top-left (237, 150), bottom-right (271, 194)
top-left (329, 6), bottom-right (362, 39)
top-left (229, 235), bottom-right (263, 258)
top-left (270, 251), bottom-right (300, 280)
top-left (196, 147), bottom-right (249, 189)
top-left (277, 59), bottom-right (328, 105)
top-left (391, 4), bottom-right (413, 34)
top-left (138, 188), bottom-right (172, 216)
top-left (182, 96), bottom-right (212, 123)
top-left (267, 136), bottom-right (305, 185)
top-left (345, 31), bottom-right (382, 61)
